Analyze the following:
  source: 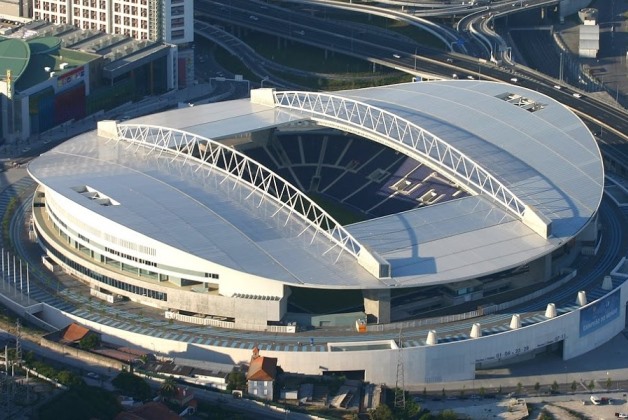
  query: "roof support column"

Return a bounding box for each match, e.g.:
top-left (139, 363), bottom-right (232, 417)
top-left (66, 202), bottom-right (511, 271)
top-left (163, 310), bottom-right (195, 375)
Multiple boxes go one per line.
top-left (363, 289), bottom-right (391, 324)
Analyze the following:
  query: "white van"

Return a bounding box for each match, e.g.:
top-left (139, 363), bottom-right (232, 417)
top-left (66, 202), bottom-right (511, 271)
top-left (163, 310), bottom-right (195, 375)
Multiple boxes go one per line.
top-left (590, 395), bottom-right (601, 405)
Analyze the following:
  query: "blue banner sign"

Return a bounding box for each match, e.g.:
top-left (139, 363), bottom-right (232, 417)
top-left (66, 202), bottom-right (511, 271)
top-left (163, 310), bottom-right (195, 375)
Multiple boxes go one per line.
top-left (579, 289), bottom-right (621, 337)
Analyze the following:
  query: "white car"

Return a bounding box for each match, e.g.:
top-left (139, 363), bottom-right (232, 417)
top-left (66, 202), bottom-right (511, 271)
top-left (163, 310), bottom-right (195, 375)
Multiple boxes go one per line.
top-left (87, 372), bottom-right (99, 379)
top-left (393, 54), bottom-right (401, 59)
top-left (572, 93), bottom-right (582, 98)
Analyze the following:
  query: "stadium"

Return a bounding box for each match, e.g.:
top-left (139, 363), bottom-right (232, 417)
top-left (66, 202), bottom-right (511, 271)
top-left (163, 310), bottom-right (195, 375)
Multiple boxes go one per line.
top-left (27, 81), bottom-right (628, 385)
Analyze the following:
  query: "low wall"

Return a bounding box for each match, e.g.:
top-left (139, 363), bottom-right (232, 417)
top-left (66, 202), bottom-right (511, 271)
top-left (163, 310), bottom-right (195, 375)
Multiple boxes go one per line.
top-left (40, 337), bottom-right (128, 370)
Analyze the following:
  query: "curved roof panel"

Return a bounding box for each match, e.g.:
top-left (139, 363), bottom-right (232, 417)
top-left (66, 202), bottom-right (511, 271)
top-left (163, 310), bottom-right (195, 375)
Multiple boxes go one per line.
top-left (0, 38), bottom-right (30, 83)
top-left (336, 81), bottom-right (604, 238)
top-left (28, 82), bottom-right (604, 289)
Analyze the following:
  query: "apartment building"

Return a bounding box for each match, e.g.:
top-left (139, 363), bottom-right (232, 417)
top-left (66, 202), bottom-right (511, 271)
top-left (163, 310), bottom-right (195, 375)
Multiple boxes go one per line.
top-left (32, 0), bottom-right (193, 45)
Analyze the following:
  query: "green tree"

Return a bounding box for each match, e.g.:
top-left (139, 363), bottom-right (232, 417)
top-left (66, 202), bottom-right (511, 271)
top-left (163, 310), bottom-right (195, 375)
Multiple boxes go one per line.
top-left (159, 376), bottom-right (178, 398)
top-left (498, 385), bottom-right (502, 394)
top-left (79, 334), bottom-right (101, 350)
top-left (112, 371), bottom-right (151, 401)
top-left (571, 380), bottom-right (577, 393)
top-left (56, 370), bottom-right (84, 387)
top-left (587, 380), bottom-right (595, 392)
top-left (516, 382), bottom-right (523, 395)
top-left (226, 368), bottom-right (247, 391)
top-left (606, 377), bottom-right (612, 390)
top-left (400, 395), bottom-right (420, 418)
top-left (534, 382), bottom-right (540, 393)
top-left (439, 409), bottom-right (458, 420)
top-left (441, 387), bottom-right (446, 397)
top-left (422, 387), bottom-right (427, 398)
top-left (460, 385), bottom-right (465, 398)
top-left (551, 380), bottom-right (559, 393)
top-left (370, 402), bottom-right (394, 420)
top-left (479, 386), bottom-right (485, 397)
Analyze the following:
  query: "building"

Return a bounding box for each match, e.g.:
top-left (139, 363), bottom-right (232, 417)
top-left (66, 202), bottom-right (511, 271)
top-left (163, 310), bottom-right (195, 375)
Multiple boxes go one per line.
top-left (32, 0), bottom-right (193, 44)
top-left (26, 81), bottom-right (625, 385)
top-left (0, 20), bottom-right (176, 141)
top-left (247, 347), bottom-right (277, 401)
top-left (31, 0), bottom-right (193, 85)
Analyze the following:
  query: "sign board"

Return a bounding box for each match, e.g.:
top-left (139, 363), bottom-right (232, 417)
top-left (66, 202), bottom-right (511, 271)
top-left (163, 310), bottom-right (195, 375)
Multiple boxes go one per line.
top-left (579, 289), bottom-right (621, 337)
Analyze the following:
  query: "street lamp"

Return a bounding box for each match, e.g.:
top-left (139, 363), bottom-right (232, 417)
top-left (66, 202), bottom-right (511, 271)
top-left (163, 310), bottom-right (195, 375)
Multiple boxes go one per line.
top-left (261, 76), bottom-right (270, 88)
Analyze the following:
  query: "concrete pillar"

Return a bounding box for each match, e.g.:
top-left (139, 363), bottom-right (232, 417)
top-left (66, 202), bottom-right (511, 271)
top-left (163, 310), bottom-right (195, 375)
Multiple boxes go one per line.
top-left (545, 303), bottom-right (557, 318)
top-left (426, 330), bottom-right (437, 345)
top-left (470, 323), bottom-right (482, 338)
top-left (602, 275), bottom-right (613, 291)
top-left (362, 289), bottom-right (391, 324)
top-left (510, 314), bottom-right (521, 329)
top-left (576, 290), bottom-right (587, 306)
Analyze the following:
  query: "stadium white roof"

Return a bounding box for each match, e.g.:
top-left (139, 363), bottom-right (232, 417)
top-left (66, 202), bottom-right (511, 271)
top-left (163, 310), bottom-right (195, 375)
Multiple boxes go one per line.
top-left (28, 81), bottom-right (604, 289)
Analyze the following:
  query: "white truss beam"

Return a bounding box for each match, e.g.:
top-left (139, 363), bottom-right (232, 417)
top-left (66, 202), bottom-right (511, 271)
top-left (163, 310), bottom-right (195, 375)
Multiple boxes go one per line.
top-left (111, 123), bottom-right (389, 279)
top-left (273, 91), bottom-right (528, 219)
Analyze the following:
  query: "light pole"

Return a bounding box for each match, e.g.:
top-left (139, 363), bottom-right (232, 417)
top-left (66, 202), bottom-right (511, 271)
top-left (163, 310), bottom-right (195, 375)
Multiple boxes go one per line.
top-left (261, 76), bottom-right (269, 88)
top-left (414, 47), bottom-right (417, 70)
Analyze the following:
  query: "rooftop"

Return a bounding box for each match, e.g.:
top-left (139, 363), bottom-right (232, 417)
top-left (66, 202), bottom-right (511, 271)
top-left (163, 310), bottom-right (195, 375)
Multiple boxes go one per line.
top-left (28, 82), bottom-right (604, 290)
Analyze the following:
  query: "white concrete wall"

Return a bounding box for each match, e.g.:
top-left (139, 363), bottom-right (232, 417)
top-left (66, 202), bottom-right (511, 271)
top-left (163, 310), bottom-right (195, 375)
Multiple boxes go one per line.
top-left (43, 188), bottom-right (285, 298)
top-left (34, 278), bottom-right (628, 386)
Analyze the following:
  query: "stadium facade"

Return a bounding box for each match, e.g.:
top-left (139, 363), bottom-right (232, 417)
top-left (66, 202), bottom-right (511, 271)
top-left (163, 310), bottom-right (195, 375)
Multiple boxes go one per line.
top-left (28, 81), bottom-right (627, 384)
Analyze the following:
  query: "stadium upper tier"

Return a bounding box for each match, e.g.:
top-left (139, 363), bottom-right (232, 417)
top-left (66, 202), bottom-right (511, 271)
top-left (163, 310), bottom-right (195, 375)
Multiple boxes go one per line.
top-left (28, 81), bottom-right (604, 290)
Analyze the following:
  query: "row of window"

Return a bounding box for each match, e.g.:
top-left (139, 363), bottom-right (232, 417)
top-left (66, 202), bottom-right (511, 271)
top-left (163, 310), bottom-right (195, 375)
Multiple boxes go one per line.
top-left (41, 234), bottom-right (167, 301)
top-left (38, 3), bottom-right (66, 12)
top-left (71, 0), bottom-right (106, 7)
top-left (114, 4), bottom-right (147, 14)
top-left (171, 29), bottom-right (185, 40)
top-left (48, 193), bottom-right (157, 257)
top-left (46, 204), bottom-right (220, 282)
top-left (105, 246), bottom-right (157, 267)
top-left (74, 20), bottom-right (107, 31)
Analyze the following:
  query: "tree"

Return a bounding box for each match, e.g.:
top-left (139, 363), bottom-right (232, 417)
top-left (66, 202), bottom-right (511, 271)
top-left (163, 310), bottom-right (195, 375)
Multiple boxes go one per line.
top-left (79, 334), bottom-right (101, 350)
top-left (439, 409), bottom-right (458, 420)
top-left (370, 402), bottom-right (394, 420)
top-left (571, 381), bottom-right (577, 393)
top-left (441, 387), bottom-right (446, 397)
top-left (516, 382), bottom-right (523, 395)
top-left (550, 381), bottom-right (559, 393)
top-left (112, 371), bottom-right (151, 401)
top-left (227, 368), bottom-right (247, 391)
top-left (587, 380), bottom-right (595, 392)
top-left (159, 376), bottom-right (178, 398)
top-left (606, 377), bottom-right (612, 390)
top-left (534, 382), bottom-right (540, 394)
top-left (479, 386), bottom-right (485, 397)
top-left (56, 370), bottom-right (84, 387)
top-left (400, 395), bottom-right (421, 418)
